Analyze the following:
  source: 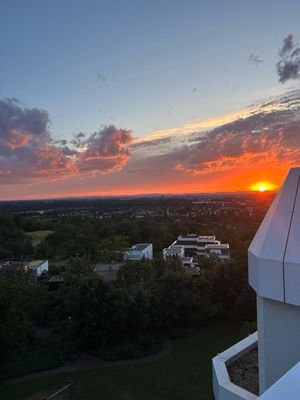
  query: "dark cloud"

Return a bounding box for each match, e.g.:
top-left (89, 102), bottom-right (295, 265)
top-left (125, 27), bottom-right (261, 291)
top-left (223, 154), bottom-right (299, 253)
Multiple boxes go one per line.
top-left (55, 139), bottom-right (68, 146)
top-left (192, 87), bottom-right (197, 93)
top-left (0, 97), bottom-right (50, 141)
top-left (279, 34), bottom-right (294, 57)
top-left (277, 34), bottom-right (300, 83)
top-left (249, 54), bottom-right (264, 66)
top-left (132, 137), bottom-right (171, 150)
top-left (0, 98), bottom-right (132, 184)
top-left (0, 98), bottom-right (75, 184)
top-left (78, 125), bottom-right (132, 173)
top-left (70, 137), bottom-right (84, 148)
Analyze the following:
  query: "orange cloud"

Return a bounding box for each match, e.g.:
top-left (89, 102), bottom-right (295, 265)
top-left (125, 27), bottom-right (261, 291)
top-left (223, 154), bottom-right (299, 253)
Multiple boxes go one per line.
top-left (78, 126), bottom-right (132, 174)
top-left (1, 90), bottom-right (300, 199)
top-left (0, 98), bottom-right (132, 184)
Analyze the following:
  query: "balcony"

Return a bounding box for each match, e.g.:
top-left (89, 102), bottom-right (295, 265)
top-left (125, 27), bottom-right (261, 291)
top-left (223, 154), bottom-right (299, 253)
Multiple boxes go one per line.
top-left (212, 332), bottom-right (258, 400)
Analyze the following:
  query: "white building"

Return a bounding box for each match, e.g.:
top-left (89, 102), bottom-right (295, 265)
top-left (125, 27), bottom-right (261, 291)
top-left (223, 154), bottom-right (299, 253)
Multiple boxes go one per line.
top-left (205, 243), bottom-right (230, 261)
top-left (176, 234), bottom-right (221, 256)
top-left (94, 262), bottom-right (125, 282)
top-left (0, 259), bottom-right (48, 278)
top-left (28, 260), bottom-right (48, 277)
top-left (162, 244), bottom-right (185, 259)
top-left (212, 167), bottom-right (300, 400)
top-left (163, 234), bottom-right (230, 262)
top-left (125, 243), bottom-right (153, 261)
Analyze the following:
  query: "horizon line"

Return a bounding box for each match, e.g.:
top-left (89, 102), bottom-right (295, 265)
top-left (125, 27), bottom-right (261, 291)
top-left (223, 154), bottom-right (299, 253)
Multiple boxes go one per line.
top-left (0, 190), bottom-right (277, 203)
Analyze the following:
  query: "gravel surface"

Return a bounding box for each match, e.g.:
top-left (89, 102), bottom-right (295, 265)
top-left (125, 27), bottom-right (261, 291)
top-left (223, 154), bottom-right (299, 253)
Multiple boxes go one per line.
top-left (227, 347), bottom-right (259, 395)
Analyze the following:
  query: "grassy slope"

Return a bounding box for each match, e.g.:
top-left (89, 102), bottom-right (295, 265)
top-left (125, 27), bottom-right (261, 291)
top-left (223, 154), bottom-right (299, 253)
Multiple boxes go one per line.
top-left (1, 323), bottom-right (241, 400)
top-left (26, 231), bottom-right (53, 241)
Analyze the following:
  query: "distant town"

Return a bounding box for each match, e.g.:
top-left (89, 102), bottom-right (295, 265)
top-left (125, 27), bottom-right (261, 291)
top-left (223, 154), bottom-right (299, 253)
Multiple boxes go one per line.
top-left (0, 191), bottom-right (275, 221)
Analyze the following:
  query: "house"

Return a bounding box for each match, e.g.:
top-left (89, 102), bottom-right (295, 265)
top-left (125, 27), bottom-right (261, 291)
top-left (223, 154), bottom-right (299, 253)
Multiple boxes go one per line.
top-left (205, 243), bottom-right (230, 261)
top-left (28, 260), bottom-right (48, 278)
top-left (94, 262), bottom-right (125, 282)
top-left (212, 167), bottom-right (300, 400)
top-left (162, 244), bottom-right (185, 259)
top-left (0, 259), bottom-right (48, 279)
top-left (164, 234), bottom-right (230, 259)
top-left (125, 243), bottom-right (153, 261)
top-left (175, 234), bottom-right (221, 256)
top-left (48, 275), bottom-right (64, 290)
top-left (163, 234), bottom-right (230, 268)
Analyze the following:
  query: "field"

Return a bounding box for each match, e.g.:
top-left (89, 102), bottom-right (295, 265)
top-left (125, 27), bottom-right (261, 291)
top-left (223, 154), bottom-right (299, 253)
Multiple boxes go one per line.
top-left (1, 323), bottom-right (241, 400)
top-left (26, 231), bottom-right (53, 241)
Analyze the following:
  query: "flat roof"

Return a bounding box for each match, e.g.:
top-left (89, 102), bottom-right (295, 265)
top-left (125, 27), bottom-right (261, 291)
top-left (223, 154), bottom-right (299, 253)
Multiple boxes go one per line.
top-left (48, 275), bottom-right (64, 283)
top-left (179, 234), bottom-right (198, 238)
top-left (206, 244), bottom-right (229, 249)
top-left (182, 257), bottom-right (193, 262)
top-left (29, 260), bottom-right (47, 269)
top-left (133, 243), bottom-right (151, 251)
top-left (94, 262), bottom-right (124, 272)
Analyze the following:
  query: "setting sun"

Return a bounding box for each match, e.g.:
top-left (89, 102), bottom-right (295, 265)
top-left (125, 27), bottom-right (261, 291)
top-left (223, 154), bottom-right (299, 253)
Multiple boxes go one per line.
top-left (258, 185), bottom-right (267, 192)
top-left (249, 182), bottom-right (276, 192)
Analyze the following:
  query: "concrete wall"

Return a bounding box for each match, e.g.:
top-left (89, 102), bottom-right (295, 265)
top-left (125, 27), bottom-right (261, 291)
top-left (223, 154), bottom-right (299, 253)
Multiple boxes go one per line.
top-left (143, 244), bottom-right (153, 260)
top-left (126, 244), bottom-right (153, 260)
top-left (212, 333), bottom-right (258, 400)
top-left (36, 260), bottom-right (48, 277)
top-left (257, 295), bottom-right (300, 393)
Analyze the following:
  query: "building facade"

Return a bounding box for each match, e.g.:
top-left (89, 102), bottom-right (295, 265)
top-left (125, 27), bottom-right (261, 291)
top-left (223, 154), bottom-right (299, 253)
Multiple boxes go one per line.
top-left (163, 234), bottom-right (230, 262)
top-left (212, 167), bottom-right (300, 400)
top-left (125, 243), bottom-right (153, 261)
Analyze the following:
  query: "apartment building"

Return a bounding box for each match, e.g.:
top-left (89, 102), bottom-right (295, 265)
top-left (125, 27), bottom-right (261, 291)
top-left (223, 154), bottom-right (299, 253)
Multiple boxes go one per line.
top-left (163, 234), bottom-right (230, 261)
top-left (125, 243), bottom-right (153, 261)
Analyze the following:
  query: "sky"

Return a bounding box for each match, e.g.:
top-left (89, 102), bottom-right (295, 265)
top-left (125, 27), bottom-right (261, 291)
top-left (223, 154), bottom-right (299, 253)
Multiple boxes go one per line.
top-left (1, 0), bottom-right (300, 200)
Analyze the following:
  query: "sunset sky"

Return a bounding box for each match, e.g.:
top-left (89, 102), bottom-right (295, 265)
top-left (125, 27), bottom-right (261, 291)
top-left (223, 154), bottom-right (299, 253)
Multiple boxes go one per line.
top-left (1, 0), bottom-right (300, 200)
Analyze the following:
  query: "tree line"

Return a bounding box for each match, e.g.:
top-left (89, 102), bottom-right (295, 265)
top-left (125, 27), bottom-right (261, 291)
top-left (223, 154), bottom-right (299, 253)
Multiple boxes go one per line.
top-left (0, 210), bottom-right (257, 374)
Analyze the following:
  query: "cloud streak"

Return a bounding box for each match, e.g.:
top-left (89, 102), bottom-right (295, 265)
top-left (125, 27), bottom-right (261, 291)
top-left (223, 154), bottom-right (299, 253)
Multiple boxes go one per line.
top-left (125, 90), bottom-right (300, 187)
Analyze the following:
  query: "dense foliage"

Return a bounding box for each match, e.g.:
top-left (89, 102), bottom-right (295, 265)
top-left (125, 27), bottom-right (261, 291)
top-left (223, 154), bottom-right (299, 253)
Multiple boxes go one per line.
top-left (0, 209), bottom-right (259, 378)
top-left (0, 213), bottom-right (33, 258)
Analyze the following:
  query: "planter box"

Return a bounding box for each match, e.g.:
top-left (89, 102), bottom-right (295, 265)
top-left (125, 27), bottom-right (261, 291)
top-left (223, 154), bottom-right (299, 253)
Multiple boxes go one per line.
top-left (212, 332), bottom-right (258, 400)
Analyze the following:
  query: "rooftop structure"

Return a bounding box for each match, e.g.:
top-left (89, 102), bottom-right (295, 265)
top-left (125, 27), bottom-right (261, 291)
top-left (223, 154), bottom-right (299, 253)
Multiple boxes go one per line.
top-left (125, 243), bottom-right (153, 261)
top-left (94, 262), bottom-right (125, 282)
top-left (163, 234), bottom-right (230, 264)
top-left (28, 260), bottom-right (48, 277)
top-left (175, 234), bottom-right (221, 255)
top-left (212, 167), bottom-right (300, 400)
top-left (0, 259), bottom-right (48, 278)
top-left (205, 244), bottom-right (230, 261)
top-left (162, 244), bottom-right (185, 259)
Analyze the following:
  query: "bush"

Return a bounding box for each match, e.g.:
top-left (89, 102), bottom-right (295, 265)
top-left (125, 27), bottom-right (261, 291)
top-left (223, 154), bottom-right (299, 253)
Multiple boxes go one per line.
top-left (0, 343), bottom-right (64, 381)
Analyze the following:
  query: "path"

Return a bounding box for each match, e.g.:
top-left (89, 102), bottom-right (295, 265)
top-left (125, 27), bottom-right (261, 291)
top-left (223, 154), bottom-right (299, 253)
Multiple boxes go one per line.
top-left (6, 341), bottom-right (172, 385)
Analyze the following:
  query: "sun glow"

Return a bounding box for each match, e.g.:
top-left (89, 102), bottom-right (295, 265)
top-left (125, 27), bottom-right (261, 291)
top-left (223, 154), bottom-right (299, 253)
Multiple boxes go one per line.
top-left (250, 182), bottom-right (276, 192)
top-left (258, 185), bottom-right (267, 192)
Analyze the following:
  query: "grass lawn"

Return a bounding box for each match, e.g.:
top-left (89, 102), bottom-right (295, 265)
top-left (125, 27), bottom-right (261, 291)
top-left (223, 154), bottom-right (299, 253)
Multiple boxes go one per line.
top-left (1, 323), bottom-right (241, 400)
top-left (26, 231), bottom-right (53, 241)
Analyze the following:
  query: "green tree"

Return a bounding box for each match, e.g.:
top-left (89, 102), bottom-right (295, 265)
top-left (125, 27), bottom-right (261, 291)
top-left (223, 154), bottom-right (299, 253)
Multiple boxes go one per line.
top-left (0, 274), bottom-right (32, 359)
